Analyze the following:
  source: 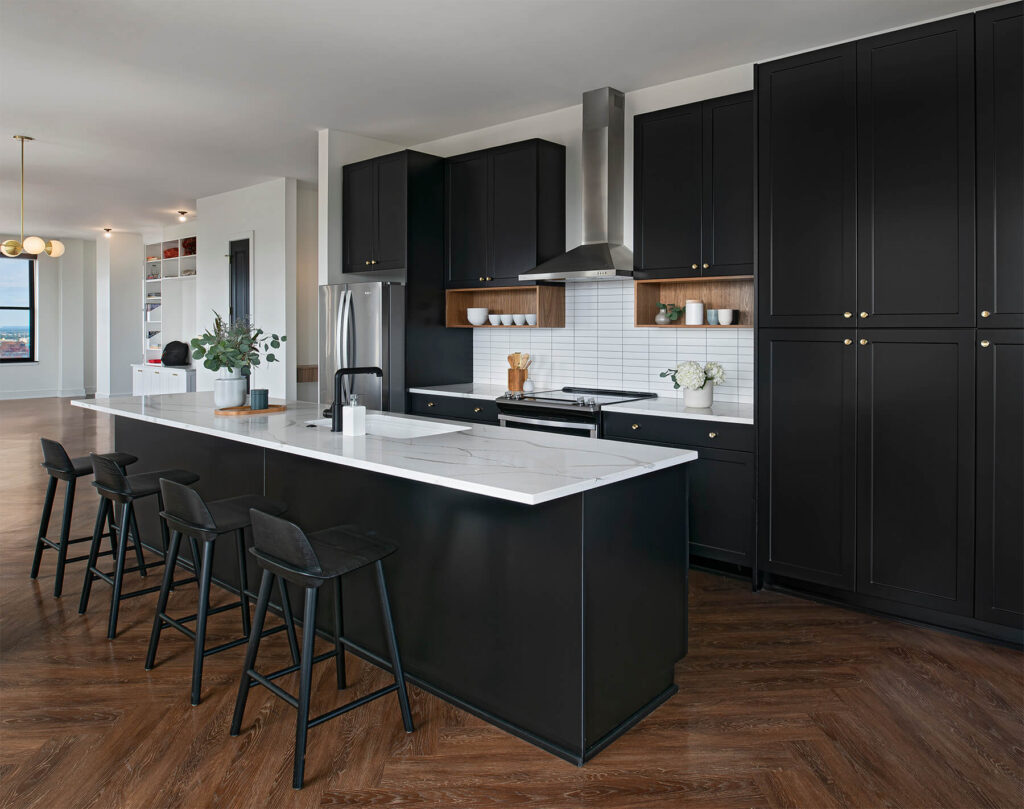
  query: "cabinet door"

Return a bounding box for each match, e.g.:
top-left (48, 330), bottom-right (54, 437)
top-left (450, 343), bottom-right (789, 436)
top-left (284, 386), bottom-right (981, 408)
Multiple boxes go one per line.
top-left (856, 16), bottom-right (975, 327)
top-left (701, 93), bottom-right (753, 277)
top-left (446, 153), bottom-right (490, 287)
top-left (758, 329), bottom-right (857, 589)
top-left (976, 4), bottom-right (1023, 328)
top-left (975, 331), bottom-right (1023, 628)
top-left (342, 160), bottom-right (375, 273)
top-left (144, 368), bottom-right (161, 396)
top-left (373, 152), bottom-right (407, 271)
top-left (490, 143), bottom-right (538, 284)
top-left (856, 330), bottom-right (974, 615)
top-left (757, 45), bottom-right (857, 326)
top-left (132, 367), bottom-right (145, 396)
top-left (633, 104), bottom-right (702, 278)
top-left (688, 447), bottom-right (755, 566)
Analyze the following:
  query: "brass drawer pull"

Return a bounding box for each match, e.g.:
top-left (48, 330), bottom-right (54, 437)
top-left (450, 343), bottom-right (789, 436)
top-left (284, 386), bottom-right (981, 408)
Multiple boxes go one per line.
top-left (427, 401), bottom-right (435, 407)
top-left (631, 423), bottom-right (640, 430)
top-left (980, 340), bottom-right (991, 348)
top-left (473, 407), bottom-right (482, 413)
top-left (860, 311), bottom-right (869, 318)
top-left (708, 432), bottom-right (717, 439)
top-left (981, 310), bottom-right (991, 318)
top-left (859, 338), bottom-right (869, 345)
top-left (844, 338), bottom-right (853, 345)
top-left (843, 312), bottom-right (852, 318)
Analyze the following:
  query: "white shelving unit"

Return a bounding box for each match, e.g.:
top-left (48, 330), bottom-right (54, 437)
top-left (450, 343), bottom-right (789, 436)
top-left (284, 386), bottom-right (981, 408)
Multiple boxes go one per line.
top-left (143, 236), bottom-right (197, 362)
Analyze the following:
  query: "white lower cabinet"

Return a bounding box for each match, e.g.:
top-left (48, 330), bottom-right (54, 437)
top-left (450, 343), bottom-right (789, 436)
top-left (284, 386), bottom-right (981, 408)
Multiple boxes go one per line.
top-left (131, 364), bottom-right (196, 396)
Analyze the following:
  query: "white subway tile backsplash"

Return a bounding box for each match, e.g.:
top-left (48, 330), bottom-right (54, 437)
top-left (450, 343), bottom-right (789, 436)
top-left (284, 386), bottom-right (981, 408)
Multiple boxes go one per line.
top-left (471, 279), bottom-right (754, 398)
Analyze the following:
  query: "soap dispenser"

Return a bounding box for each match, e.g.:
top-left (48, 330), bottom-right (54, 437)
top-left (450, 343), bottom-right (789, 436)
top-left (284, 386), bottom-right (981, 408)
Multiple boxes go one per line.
top-left (342, 393), bottom-right (366, 436)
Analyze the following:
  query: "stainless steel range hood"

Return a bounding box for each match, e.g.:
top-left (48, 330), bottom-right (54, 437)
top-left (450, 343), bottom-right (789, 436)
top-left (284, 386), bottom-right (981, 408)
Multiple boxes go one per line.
top-left (520, 87), bottom-right (633, 281)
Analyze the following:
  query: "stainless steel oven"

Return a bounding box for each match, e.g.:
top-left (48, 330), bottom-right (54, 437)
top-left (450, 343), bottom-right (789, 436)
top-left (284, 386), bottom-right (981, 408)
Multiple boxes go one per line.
top-left (494, 388), bottom-right (656, 438)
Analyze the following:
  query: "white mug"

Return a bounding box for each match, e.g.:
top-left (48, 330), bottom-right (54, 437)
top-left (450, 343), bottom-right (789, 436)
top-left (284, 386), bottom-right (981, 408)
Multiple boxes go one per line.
top-left (718, 308), bottom-right (734, 326)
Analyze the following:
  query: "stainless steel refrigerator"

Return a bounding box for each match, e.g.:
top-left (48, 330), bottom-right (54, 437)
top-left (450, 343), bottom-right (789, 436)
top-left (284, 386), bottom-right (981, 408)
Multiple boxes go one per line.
top-left (318, 281), bottom-right (405, 411)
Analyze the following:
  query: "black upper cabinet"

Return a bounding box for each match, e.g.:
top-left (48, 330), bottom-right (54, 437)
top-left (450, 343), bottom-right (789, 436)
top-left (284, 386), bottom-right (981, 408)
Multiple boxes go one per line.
top-left (857, 15), bottom-right (976, 327)
top-left (445, 139), bottom-right (565, 288)
top-left (342, 151), bottom-right (408, 273)
top-left (634, 92), bottom-right (752, 279)
top-left (855, 330), bottom-right (975, 615)
top-left (757, 46), bottom-right (857, 326)
top-left (975, 331), bottom-right (1023, 628)
top-left (758, 329), bottom-right (858, 590)
top-left (977, 3), bottom-right (1023, 328)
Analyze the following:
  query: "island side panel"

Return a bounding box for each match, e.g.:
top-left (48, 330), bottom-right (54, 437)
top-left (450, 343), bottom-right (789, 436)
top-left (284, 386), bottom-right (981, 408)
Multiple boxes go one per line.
top-left (582, 465), bottom-right (688, 753)
top-left (264, 448), bottom-right (587, 758)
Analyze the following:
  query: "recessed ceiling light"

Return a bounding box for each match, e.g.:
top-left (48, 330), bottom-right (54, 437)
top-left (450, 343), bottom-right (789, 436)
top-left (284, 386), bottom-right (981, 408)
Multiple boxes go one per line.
top-left (177, 210), bottom-right (188, 222)
top-left (103, 228), bottom-right (112, 239)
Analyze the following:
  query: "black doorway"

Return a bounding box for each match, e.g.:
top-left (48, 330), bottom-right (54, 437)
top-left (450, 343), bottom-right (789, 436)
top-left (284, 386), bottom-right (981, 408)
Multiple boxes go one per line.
top-left (229, 238), bottom-right (250, 325)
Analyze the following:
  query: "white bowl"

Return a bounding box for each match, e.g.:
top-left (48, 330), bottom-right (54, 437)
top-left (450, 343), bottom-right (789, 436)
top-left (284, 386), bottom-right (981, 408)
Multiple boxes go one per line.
top-left (512, 313), bottom-right (526, 325)
top-left (488, 314), bottom-right (501, 326)
top-left (499, 314), bottom-right (514, 326)
top-left (467, 307), bottom-right (489, 326)
top-left (525, 313), bottom-right (537, 326)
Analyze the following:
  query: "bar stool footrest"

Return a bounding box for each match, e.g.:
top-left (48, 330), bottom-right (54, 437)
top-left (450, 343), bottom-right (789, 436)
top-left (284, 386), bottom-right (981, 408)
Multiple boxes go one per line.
top-left (308, 684), bottom-right (398, 729)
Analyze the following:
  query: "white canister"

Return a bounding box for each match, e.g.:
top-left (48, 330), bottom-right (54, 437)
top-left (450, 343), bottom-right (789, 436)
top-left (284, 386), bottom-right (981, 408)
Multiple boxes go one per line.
top-left (684, 299), bottom-right (704, 326)
top-left (214, 367), bottom-right (247, 409)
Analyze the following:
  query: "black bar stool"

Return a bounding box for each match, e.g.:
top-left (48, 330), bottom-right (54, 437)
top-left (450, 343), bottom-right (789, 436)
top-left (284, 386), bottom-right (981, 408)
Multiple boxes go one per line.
top-left (31, 438), bottom-right (138, 597)
top-left (231, 509), bottom-right (414, 790)
top-left (146, 479), bottom-right (301, 706)
top-left (79, 454), bottom-right (199, 639)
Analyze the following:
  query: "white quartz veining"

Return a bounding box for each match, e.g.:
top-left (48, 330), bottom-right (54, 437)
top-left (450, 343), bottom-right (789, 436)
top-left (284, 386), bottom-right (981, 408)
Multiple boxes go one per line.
top-left (73, 393), bottom-right (696, 506)
top-left (407, 383), bottom-right (508, 400)
top-left (602, 398), bottom-right (754, 424)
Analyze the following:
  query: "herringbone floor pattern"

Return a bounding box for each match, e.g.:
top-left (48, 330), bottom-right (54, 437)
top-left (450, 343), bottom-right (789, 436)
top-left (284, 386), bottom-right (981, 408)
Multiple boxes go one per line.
top-left (0, 398), bottom-right (1021, 808)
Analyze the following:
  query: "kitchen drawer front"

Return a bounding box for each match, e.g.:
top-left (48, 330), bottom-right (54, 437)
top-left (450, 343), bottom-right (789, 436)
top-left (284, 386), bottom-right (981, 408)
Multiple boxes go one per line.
top-left (603, 411), bottom-right (753, 452)
top-left (408, 393), bottom-right (498, 424)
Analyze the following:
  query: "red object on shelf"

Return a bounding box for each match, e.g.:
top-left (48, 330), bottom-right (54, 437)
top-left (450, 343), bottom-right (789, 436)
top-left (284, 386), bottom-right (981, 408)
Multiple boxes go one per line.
top-left (163, 247), bottom-right (179, 259)
top-left (181, 237), bottom-right (196, 256)
top-left (147, 359), bottom-right (162, 364)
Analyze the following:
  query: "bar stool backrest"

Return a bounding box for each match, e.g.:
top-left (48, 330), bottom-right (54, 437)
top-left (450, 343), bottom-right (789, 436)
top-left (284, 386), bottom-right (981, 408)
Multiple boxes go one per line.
top-left (90, 453), bottom-right (132, 500)
top-left (250, 509), bottom-right (323, 578)
top-left (159, 478), bottom-right (216, 535)
top-left (40, 438), bottom-right (73, 475)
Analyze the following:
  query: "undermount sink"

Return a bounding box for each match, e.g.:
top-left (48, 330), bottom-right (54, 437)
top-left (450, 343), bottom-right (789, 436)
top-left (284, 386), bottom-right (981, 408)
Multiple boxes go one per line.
top-left (305, 413), bottom-right (470, 439)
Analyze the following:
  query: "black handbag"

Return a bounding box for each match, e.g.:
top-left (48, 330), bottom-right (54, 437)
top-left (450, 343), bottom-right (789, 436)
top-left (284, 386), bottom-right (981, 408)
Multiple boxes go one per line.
top-left (161, 340), bottom-right (190, 367)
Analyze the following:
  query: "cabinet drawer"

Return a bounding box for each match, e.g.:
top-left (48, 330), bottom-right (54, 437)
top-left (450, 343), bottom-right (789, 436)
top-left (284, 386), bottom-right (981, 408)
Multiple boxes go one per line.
top-left (603, 411), bottom-right (753, 452)
top-left (408, 393), bottom-right (498, 424)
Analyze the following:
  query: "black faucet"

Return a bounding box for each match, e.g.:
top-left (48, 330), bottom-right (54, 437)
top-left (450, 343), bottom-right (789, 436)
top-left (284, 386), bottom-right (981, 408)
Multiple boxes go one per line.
top-left (331, 367), bottom-right (383, 432)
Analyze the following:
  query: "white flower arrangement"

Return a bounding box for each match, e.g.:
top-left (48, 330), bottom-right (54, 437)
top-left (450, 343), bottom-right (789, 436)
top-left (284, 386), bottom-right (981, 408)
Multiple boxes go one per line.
top-left (660, 360), bottom-right (726, 391)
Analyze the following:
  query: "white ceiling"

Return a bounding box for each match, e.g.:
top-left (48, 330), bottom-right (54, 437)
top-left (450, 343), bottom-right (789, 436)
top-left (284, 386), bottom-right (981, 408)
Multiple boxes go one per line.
top-left (0, 0), bottom-right (985, 240)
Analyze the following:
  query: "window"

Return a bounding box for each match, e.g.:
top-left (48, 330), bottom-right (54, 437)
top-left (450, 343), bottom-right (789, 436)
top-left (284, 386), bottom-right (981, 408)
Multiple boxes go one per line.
top-left (0, 257), bottom-right (35, 362)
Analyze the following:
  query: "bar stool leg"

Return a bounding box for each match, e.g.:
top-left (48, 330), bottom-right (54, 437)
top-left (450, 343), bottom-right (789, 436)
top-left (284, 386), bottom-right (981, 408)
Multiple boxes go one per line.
top-left (107, 502), bottom-right (133, 639)
top-left (52, 478), bottom-right (76, 597)
top-left (79, 499), bottom-right (110, 615)
top-left (129, 507), bottom-right (147, 577)
top-left (191, 540), bottom-right (215, 706)
top-left (376, 561), bottom-right (414, 733)
top-left (156, 492), bottom-right (171, 556)
top-left (230, 569), bottom-right (274, 736)
top-left (278, 578), bottom-right (301, 666)
top-left (145, 531), bottom-right (181, 670)
top-left (332, 577), bottom-right (346, 689)
top-left (293, 586), bottom-right (319, 790)
top-left (235, 528), bottom-right (251, 636)
top-left (106, 505), bottom-right (118, 560)
top-left (31, 476), bottom-right (58, 579)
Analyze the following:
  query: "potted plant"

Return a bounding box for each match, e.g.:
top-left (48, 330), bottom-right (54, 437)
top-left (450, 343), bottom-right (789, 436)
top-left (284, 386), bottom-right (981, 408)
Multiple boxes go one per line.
top-left (660, 360), bottom-right (725, 408)
top-left (654, 302), bottom-right (683, 325)
top-left (191, 313), bottom-right (286, 409)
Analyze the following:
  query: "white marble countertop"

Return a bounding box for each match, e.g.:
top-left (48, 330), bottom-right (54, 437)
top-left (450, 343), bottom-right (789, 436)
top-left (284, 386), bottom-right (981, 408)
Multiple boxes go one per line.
top-left (602, 398), bottom-right (754, 425)
top-left (73, 393), bottom-right (696, 506)
top-left (407, 383), bottom-right (508, 400)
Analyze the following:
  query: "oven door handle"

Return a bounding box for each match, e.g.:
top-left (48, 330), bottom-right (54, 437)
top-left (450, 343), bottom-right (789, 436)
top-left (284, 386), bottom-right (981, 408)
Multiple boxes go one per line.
top-left (498, 414), bottom-right (599, 438)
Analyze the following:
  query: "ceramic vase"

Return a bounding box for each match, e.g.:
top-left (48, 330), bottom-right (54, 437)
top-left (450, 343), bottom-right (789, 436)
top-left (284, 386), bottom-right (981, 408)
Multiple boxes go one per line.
top-left (655, 310), bottom-right (671, 325)
top-left (684, 384), bottom-right (713, 408)
top-left (214, 367), bottom-right (247, 409)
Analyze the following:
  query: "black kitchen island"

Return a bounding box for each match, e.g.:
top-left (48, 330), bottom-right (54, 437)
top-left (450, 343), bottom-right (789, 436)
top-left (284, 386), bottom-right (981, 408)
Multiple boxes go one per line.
top-left (73, 394), bottom-right (696, 764)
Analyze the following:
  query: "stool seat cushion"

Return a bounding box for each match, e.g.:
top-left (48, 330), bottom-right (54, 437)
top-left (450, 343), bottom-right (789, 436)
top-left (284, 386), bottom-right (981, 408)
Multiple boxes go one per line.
top-left (122, 468), bottom-right (200, 498)
top-left (65, 452), bottom-right (139, 478)
top-left (306, 525), bottom-right (397, 578)
top-left (207, 495), bottom-right (287, 534)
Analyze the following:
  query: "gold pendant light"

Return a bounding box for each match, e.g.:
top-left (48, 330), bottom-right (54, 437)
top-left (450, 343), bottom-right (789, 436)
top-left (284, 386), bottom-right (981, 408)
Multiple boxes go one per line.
top-left (2, 135), bottom-right (65, 259)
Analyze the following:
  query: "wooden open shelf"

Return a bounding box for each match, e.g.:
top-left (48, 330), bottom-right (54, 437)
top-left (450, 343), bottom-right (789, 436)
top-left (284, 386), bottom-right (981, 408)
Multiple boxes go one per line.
top-left (446, 285), bottom-right (565, 328)
top-left (634, 275), bottom-right (753, 328)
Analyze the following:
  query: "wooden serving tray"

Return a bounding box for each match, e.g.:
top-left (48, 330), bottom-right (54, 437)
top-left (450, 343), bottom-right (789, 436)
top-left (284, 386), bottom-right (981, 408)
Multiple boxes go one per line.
top-left (214, 404), bottom-right (288, 416)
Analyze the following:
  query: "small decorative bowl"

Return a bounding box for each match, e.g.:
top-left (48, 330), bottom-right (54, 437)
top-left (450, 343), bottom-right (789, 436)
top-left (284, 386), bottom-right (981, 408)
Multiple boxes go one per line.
top-left (467, 307), bottom-right (489, 326)
top-left (512, 313), bottom-right (527, 325)
top-left (499, 314), bottom-right (514, 326)
top-left (525, 314), bottom-right (537, 326)
top-left (488, 314), bottom-right (501, 326)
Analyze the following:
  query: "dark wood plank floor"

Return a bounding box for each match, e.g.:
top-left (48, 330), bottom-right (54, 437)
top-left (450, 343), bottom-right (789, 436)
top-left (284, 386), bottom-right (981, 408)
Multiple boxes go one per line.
top-left (1, 397), bottom-right (1021, 809)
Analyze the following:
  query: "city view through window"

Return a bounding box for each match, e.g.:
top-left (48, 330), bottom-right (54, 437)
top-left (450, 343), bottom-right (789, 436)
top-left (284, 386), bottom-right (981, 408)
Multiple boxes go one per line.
top-left (0, 258), bottom-right (34, 361)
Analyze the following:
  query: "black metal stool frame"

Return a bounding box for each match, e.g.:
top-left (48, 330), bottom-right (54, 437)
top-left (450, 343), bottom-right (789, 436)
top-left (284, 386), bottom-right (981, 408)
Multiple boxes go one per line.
top-left (230, 551), bottom-right (414, 789)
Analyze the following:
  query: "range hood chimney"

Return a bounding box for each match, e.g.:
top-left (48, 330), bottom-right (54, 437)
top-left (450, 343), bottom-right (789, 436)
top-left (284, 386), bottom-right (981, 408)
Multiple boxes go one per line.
top-left (520, 87), bottom-right (633, 281)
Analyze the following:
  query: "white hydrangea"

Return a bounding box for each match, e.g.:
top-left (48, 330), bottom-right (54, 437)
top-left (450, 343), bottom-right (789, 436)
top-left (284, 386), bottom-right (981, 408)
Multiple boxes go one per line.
top-left (704, 361), bottom-right (726, 387)
top-left (659, 360), bottom-right (727, 390)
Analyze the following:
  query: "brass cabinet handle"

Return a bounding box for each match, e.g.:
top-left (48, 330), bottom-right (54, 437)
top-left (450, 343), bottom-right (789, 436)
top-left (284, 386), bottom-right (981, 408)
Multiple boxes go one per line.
top-left (137, 369), bottom-right (143, 373)
top-left (365, 260), bottom-right (371, 265)
top-left (691, 263), bottom-right (698, 270)
top-left (843, 312), bottom-right (852, 318)
top-left (702, 263), bottom-right (709, 269)
top-left (708, 431), bottom-right (717, 439)
top-left (631, 423), bottom-right (640, 430)
top-left (370, 259), bottom-right (377, 264)
top-left (844, 338), bottom-right (853, 345)
top-left (486, 276), bottom-right (493, 281)
top-left (473, 406), bottom-right (482, 413)
top-left (980, 339), bottom-right (991, 348)
top-left (154, 370), bottom-right (160, 374)
top-left (427, 401), bottom-right (435, 407)
top-left (981, 310), bottom-right (991, 318)
top-left (860, 311), bottom-right (869, 318)
top-left (478, 276), bottom-right (484, 282)
top-left (859, 338), bottom-right (869, 345)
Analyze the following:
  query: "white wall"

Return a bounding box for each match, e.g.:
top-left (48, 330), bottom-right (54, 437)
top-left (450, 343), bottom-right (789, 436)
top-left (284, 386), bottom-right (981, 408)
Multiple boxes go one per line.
top-left (296, 180), bottom-right (319, 402)
top-left (0, 237), bottom-right (96, 400)
top-left (82, 239), bottom-right (96, 393)
top-left (95, 232), bottom-right (144, 397)
top-left (195, 177), bottom-right (297, 399)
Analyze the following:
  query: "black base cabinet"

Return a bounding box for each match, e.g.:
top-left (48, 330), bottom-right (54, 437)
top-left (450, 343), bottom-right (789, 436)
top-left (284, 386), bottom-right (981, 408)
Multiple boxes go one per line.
top-left (408, 393), bottom-right (498, 425)
top-left (603, 412), bottom-right (755, 569)
top-left (975, 331), bottom-right (1024, 629)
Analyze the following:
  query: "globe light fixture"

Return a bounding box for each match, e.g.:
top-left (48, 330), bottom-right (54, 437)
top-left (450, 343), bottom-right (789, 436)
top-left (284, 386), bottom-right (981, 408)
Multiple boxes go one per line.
top-left (177, 210), bottom-right (188, 222)
top-left (103, 228), bottom-right (112, 239)
top-left (4, 136), bottom-right (64, 259)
